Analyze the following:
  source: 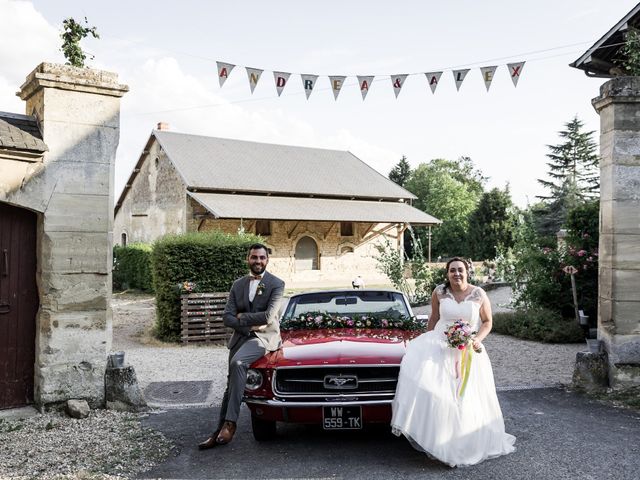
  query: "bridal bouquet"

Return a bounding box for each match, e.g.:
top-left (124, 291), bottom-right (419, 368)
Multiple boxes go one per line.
top-left (444, 319), bottom-right (481, 399)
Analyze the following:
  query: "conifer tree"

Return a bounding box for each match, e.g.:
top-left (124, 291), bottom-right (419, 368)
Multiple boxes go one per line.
top-left (388, 155), bottom-right (412, 187)
top-left (467, 187), bottom-right (515, 260)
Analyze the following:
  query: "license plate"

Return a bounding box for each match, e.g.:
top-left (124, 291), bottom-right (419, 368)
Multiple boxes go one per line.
top-left (322, 406), bottom-right (362, 430)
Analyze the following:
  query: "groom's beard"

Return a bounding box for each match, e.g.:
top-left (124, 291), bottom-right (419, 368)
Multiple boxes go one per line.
top-left (250, 264), bottom-right (266, 275)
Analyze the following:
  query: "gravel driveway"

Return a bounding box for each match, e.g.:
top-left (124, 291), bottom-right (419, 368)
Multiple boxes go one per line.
top-left (112, 287), bottom-right (586, 405)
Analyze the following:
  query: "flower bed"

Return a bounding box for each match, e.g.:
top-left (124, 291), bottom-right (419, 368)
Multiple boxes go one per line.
top-left (280, 312), bottom-right (424, 331)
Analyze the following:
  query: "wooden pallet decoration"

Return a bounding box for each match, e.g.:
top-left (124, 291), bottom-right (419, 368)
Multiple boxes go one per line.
top-left (181, 292), bottom-right (232, 344)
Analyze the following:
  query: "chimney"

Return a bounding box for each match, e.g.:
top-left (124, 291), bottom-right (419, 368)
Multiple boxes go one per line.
top-left (157, 122), bottom-right (170, 131)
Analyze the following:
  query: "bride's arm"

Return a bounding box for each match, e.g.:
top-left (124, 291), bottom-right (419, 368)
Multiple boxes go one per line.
top-left (427, 289), bottom-right (440, 331)
top-left (473, 290), bottom-right (493, 350)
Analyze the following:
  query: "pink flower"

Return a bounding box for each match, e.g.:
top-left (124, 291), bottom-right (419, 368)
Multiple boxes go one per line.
top-left (346, 319), bottom-right (354, 327)
top-left (381, 319), bottom-right (389, 327)
top-left (457, 344), bottom-right (466, 350)
top-left (577, 250), bottom-right (587, 257)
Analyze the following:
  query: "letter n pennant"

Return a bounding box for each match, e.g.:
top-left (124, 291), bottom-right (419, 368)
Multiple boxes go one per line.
top-left (216, 62), bottom-right (235, 87)
top-left (357, 75), bottom-right (374, 100)
top-left (507, 61), bottom-right (525, 87)
top-left (246, 67), bottom-right (263, 94)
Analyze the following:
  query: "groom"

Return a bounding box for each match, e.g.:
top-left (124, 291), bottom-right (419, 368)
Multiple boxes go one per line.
top-left (198, 243), bottom-right (285, 449)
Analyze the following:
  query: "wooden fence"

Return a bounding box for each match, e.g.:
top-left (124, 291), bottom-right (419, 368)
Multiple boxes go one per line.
top-left (180, 292), bottom-right (232, 344)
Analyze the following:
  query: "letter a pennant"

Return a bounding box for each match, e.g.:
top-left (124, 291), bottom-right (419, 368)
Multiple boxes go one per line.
top-left (273, 71), bottom-right (291, 96)
top-left (357, 75), bottom-right (374, 100)
top-left (216, 62), bottom-right (235, 87)
top-left (507, 61), bottom-right (525, 87)
top-left (480, 66), bottom-right (498, 92)
top-left (424, 72), bottom-right (442, 94)
top-left (329, 76), bottom-right (346, 100)
top-left (391, 74), bottom-right (408, 98)
top-left (301, 74), bottom-right (318, 99)
top-left (452, 69), bottom-right (470, 91)
top-left (246, 67), bottom-right (263, 94)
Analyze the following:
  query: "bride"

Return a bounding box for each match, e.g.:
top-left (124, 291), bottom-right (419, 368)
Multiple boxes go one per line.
top-left (391, 257), bottom-right (516, 467)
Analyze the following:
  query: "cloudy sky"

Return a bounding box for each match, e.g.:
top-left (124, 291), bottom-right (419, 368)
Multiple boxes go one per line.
top-left (1, 0), bottom-right (637, 207)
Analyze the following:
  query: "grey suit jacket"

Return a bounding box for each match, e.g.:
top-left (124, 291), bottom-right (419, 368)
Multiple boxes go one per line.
top-left (222, 270), bottom-right (285, 352)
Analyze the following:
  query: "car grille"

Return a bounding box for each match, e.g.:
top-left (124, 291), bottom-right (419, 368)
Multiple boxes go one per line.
top-left (273, 366), bottom-right (400, 397)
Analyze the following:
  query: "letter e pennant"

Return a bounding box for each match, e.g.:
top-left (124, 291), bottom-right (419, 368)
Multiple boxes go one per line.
top-left (329, 75), bottom-right (347, 100)
top-left (480, 66), bottom-right (497, 92)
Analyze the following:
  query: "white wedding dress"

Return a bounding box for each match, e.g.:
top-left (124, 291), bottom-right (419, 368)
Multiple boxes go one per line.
top-left (391, 285), bottom-right (516, 467)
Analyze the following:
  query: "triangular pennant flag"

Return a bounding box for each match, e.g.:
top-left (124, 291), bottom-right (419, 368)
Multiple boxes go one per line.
top-left (246, 67), bottom-right (263, 94)
top-left (424, 72), bottom-right (442, 94)
top-left (329, 75), bottom-right (346, 100)
top-left (452, 69), bottom-right (470, 91)
top-left (216, 62), bottom-right (235, 87)
top-left (480, 66), bottom-right (498, 92)
top-left (301, 74), bottom-right (318, 100)
top-left (507, 61), bottom-right (525, 87)
top-left (391, 74), bottom-right (408, 98)
top-left (273, 71), bottom-right (291, 96)
top-left (357, 75), bottom-right (374, 100)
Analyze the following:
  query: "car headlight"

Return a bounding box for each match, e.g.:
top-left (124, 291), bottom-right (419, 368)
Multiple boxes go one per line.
top-left (245, 369), bottom-right (263, 391)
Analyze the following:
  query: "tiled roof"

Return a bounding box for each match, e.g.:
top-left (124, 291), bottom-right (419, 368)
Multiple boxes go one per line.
top-left (154, 130), bottom-right (416, 200)
top-left (0, 111), bottom-right (47, 153)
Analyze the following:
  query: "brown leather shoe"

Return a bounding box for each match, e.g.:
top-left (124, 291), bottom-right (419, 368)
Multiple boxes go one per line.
top-left (198, 430), bottom-right (220, 450)
top-left (215, 421), bottom-right (237, 445)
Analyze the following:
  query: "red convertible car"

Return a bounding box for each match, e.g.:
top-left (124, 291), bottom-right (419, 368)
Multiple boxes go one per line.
top-left (243, 289), bottom-right (427, 440)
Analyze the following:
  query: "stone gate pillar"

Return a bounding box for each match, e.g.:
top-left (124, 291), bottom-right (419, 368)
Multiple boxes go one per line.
top-left (15, 63), bottom-right (128, 407)
top-left (592, 77), bottom-right (640, 389)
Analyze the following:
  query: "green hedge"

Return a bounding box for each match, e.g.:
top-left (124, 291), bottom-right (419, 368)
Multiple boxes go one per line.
top-left (151, 231), bottom-right (263, 341)
top-left (492, 308), bottom-right (584, 343)
top-left (113, 243), bottom-right (153, 292)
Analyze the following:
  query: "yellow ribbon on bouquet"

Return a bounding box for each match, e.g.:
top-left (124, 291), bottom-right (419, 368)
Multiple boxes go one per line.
top-left (457, 344), bottom-right (474, 399)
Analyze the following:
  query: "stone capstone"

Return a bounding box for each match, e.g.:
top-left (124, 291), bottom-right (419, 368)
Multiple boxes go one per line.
top-left (572, 351), bottom-right (609, 393)
top-left (105, 365), bottom-right (147, 412)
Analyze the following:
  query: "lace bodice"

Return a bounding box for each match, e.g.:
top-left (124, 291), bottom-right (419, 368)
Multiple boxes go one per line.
top-left (434, 284), bottom-right (486, 331)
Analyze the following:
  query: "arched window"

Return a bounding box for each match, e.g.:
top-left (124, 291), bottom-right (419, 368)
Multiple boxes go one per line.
top-left (295, 236), bottom-right (319, 271)
top-left (121, 232), bottom-right (128, 247)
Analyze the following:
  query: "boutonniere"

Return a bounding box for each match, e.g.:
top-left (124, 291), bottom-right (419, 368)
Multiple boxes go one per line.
top-left (256, 282), bottom-right (266, 296)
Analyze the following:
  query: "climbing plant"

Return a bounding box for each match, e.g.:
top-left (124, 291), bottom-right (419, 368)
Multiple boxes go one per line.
top-left (60, 17), bottom-right (99, 67)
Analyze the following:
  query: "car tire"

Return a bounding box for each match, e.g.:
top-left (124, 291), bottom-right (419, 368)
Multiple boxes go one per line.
top-left (251, 415), bottom-right (276, 441)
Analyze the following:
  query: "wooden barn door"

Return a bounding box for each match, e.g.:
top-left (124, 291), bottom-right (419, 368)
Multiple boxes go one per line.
top-left (0, 202), bottom-right (38, 409)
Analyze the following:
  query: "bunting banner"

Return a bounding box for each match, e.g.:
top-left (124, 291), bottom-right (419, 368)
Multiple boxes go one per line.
top-left (216, 62), bottom-right (235, 87)
top-left (425, 71), bottom-right (443, 94)
top-left (391, 74), bottom-right (408, 98)
top-left (246, 67), bottom-right (263, 93)
top-left (480, 65), bottom-right (497, 91)
top-left (329, 75), bottom-right (346, 100)
top-left (215, 60), bottom-right (527, 99)
top-left (357, 75), bottom-right (374, 100)
top-left (273, 71), bottom-right (291, 96)
top-left (301, 74), bottom-right (318, 99)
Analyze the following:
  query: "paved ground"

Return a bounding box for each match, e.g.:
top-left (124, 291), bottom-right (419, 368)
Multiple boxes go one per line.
top-left (140, 388), bottom-right (640, 479)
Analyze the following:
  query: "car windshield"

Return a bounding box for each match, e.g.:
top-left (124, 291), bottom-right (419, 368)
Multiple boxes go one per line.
top-left (282, 291), bottom-right (410, 320)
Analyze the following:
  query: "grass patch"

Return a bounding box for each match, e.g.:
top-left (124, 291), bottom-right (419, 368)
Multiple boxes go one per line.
top-left (493, 307), bottom-right (584, 343)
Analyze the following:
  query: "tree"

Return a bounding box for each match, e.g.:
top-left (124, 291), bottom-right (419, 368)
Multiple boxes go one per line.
top-left (60, 17), bottom-right (99, 68)
top-left (404, 157), bottom-right (486, 258)
top-left (388, 155), bottom-right (412, 187)
top-left (536, 117), bottom-right (599, 235)
top-left (467, 187), bottom-right (516, 260)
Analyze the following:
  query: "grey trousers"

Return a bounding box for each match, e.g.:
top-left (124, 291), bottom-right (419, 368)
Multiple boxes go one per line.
top-left (216, 335), bottom-right (266, 429)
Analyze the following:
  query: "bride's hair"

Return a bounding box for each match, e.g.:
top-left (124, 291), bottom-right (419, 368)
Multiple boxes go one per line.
top-left (443, 257), bottom-right (471, 293)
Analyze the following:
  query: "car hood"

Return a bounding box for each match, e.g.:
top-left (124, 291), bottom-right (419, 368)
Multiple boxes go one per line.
top-left (257, 328), bottom-right (423, 368)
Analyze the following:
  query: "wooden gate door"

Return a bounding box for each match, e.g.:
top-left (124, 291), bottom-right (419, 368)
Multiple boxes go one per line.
top-left (0, 202), bottom-right (38, 409)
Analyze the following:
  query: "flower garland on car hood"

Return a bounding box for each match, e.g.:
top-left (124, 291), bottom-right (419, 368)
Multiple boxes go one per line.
top-left (280, 312), bottom-right (424, 331)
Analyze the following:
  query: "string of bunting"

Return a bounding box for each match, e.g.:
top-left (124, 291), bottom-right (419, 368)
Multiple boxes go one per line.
top-left (215, 60), bottom-right (525, 100)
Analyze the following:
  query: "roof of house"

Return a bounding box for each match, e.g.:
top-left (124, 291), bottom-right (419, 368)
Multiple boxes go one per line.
top-left (0, 111), bottom-right (47, 154)
top-left (189, 192), bottom-right (441, 225)
top-left (153, 130), bottom-right (416, 200)
top-left (570, 3), bottom-right (640, 77)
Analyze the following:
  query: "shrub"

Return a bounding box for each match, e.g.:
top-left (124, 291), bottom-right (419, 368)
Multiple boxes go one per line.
top-left (151, 231), bottom-right (262, 341)
top-left (492, 308), bottom-right (584, 343)
top-left (113, 243), bottom-right (153, 292)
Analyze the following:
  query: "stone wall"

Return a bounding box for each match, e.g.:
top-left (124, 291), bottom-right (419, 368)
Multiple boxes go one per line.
top-left (593, 76), bottom-right (640, 389)
top-left (4, 63), bottom-right (128, 407)
top-left (113, 140), bottom-right (187, 245)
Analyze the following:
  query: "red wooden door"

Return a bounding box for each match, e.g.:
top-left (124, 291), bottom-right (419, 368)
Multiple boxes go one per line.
top-left (0, 202), bottom-right (38, 409)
